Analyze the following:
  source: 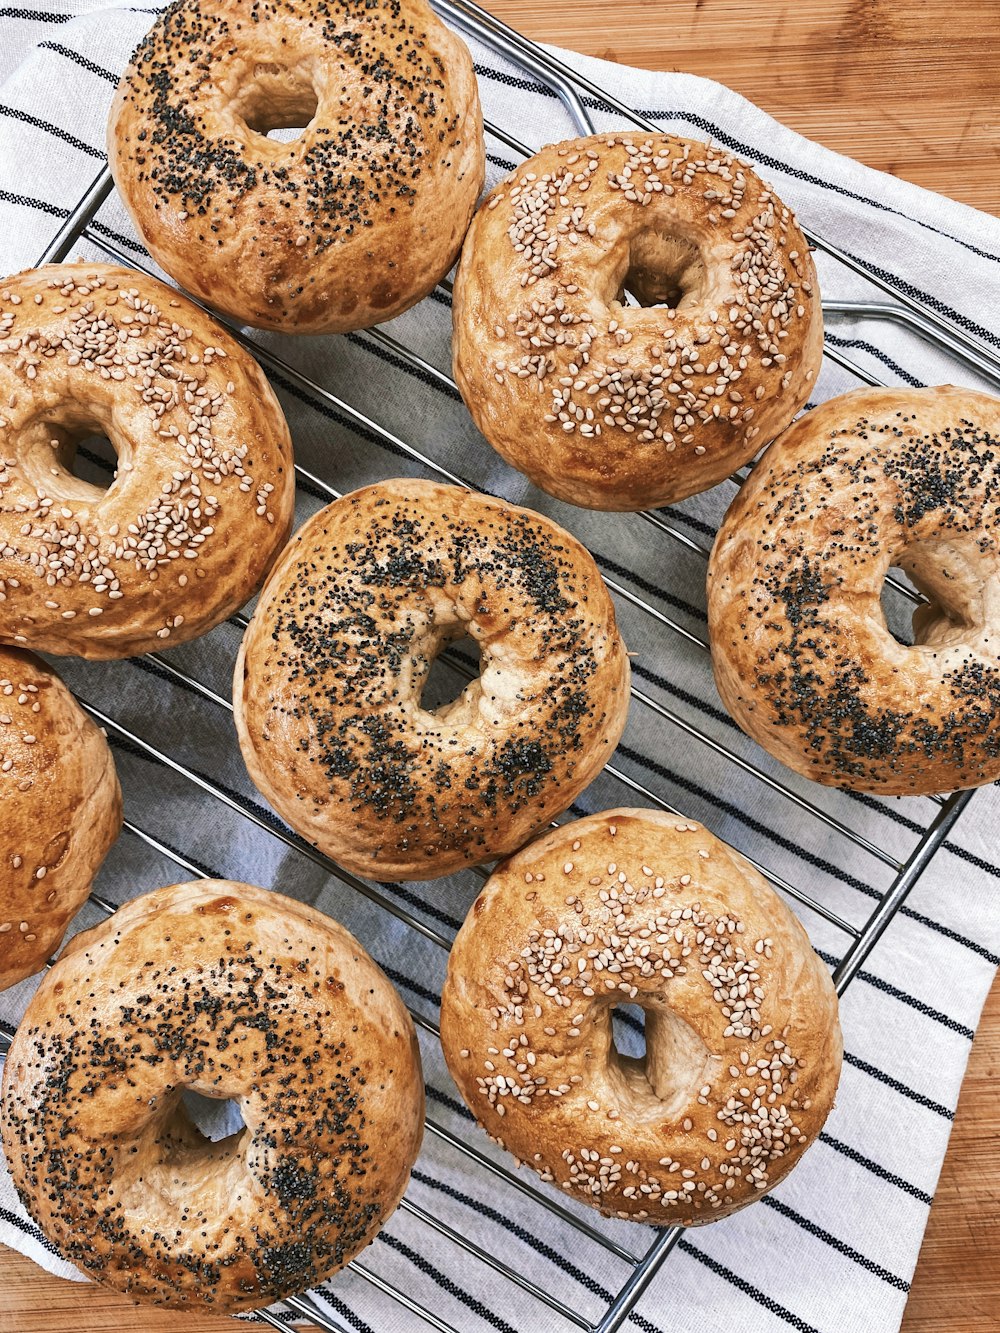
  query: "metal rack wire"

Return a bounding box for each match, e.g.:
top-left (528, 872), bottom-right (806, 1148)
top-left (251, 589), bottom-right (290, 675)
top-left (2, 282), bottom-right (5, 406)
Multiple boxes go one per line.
top-left (2, 2), bottom-right (998, 1329)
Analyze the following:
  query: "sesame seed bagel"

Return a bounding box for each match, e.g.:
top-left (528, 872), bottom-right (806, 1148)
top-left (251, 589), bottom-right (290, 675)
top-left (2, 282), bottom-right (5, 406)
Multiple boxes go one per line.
top-left (440, 808), bottom-right (842, 1225)
top-left (108, 0), bottom-right (484, 334)
top-left (0, 647), bottom-right (121, 990)
top-left (0, 264), bottom-right (294, 658)
top-left (0, 879), bottom-right (424, 1311)
top-left (234, 478), bottom-right (631, 880)
top-left (708, 385), bottom-right (1000, 794)
top-left (452, 132), bottom-right (823, 512)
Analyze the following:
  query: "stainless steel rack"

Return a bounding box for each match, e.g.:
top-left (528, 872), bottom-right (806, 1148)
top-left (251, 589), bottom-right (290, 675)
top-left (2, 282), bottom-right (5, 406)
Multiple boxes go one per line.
top-left (3, 1), bottom-right (998, 1329)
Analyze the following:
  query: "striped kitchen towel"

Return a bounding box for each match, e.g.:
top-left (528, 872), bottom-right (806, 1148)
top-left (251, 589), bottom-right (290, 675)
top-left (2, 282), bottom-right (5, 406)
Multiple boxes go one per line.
top-left (0, 4), bottom-right (999, 1332)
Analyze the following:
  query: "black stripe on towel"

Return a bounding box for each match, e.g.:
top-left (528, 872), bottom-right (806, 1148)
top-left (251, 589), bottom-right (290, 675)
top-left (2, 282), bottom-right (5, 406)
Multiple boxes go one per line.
top-left (824, 332), bottom-right (925, 387)
top-left (377, 1231), bottom-right (520, 1333)
top-left (676, 1239), bottom-right (821, 1333)
top-left (844, 1052), bottom-right (954, 1119)
top-left (0, 8), bottom-right (72, 20)
top-left (817, 1133), bottom-right (933, 1205)
top-left (760, 1196), bottom-right (909, 1291)
top-left (0, 103), bottom-right (102, 157)
top-left (0, 1207), bottom-right (65, 1260)
top-left (37, 40), bottom-right (119, 82)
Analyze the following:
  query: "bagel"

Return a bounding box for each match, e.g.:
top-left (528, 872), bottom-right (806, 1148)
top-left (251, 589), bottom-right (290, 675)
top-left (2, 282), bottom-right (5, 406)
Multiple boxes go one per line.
top-left (708, 385), bottom-right (1000, 794)
top-left (234, 478), bottom-right (630, 880)
top-left (0, 264), bottom-right (294, 658)
top-left (0, 879), bottom-right (424, 1311)
top-left (453, 132), bottom-right (823, 511)
top-left (440, 808), bottom-right (842, 1224)
top-left (108, 0), bottom-right (485, 333)
top-left (0, 646), bottom-right (121, 990)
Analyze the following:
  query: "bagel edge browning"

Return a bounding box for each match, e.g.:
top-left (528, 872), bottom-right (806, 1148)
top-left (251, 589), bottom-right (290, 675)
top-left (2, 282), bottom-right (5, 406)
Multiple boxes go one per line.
top-left (453, 132), bottom-right (823, 511)
top-left (0, 264), bottom-right (295, 658)
top-left (0, 879), bottom-right (424, 1311)
top-left (108, 0), bottom-right (485, 334)
top-left (708, 384), bottom-right (1000, 794)
top-left (233, 478), bottom-right (631, 880)
top-left (0, 646), bottom-right (122, 989)
top-left (440, 807), bottom-right (842, 1225)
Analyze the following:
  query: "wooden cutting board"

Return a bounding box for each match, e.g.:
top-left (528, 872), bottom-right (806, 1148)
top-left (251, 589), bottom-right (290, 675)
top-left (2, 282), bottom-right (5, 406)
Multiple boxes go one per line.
top-left (1, 1), bottom-right (998, 1329)
top-left (485, 0), bottom-right (1000, 213)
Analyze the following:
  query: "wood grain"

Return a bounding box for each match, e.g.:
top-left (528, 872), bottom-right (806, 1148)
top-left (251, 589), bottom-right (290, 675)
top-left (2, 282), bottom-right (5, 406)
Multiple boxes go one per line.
top-left (1, 2), bottom-right (998, 1331)
top-left (902, 975), bottom-right (1000, 1332)
top-left (0, 1262), bottom-right (239, 1333)
top-left (487, 0), bottom-right (1000, 214)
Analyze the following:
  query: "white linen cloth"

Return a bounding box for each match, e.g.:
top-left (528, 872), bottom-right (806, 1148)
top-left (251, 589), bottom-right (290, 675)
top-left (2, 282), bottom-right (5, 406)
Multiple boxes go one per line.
top-left (0, 5), bottom-right (999, 1331)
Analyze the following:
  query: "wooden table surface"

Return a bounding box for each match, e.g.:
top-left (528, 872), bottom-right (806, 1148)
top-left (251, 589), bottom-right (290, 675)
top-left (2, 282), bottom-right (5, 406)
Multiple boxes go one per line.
top-left (1, 1), bottom-right (998, 1330)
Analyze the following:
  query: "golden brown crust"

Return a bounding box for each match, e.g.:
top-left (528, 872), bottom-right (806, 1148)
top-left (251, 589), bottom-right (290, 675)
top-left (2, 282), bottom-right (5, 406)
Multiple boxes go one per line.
top-left (108, 0), bottom-right (485, 334)
top-left (234, 478), bottom-right (631, 880)
top-left (708, 385), bottom-right (1000, 794)
top-left (452, 132), bottom-right (823, 511)
top-left (440, 808), bottom-right (842, 1226)
top-left (0, 879), bottom-right (425, 1311)
top-left (0, 264), bottom-right (294, 658)
top-left (0, 647), bottom-right (121, 989)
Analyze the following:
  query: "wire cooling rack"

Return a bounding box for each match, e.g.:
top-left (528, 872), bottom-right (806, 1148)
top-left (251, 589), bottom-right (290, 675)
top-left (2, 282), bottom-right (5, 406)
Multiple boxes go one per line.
top-left (3, 2), bottom-right (1000, 1329)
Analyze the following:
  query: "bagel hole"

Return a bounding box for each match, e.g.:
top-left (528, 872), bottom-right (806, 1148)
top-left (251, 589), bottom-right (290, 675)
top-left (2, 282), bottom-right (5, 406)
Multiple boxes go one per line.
top-left (608, 1002), bottom-right (718, 1117)
top-left (67, 431), bottom-right (118, 490)
top-left (234, 68), bottom-right (319, 144)
top-left (180, 1089), bottom-right (246, 1144)
top-left (616, 229), bottom-right (706, 310)
top-left (419, 635), bottom-right (481, 715)
top-left (20, 420), bottom-right (124, 503)
top-left (609, 1003), bottom-right (654, 1094)
top-left (881, 541), bottom-right (984, 649)
top-left (612, 1004), bottom-right (646, 1060)
top-left (880, 568), bottom-right (917, 647)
